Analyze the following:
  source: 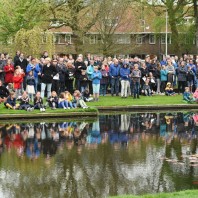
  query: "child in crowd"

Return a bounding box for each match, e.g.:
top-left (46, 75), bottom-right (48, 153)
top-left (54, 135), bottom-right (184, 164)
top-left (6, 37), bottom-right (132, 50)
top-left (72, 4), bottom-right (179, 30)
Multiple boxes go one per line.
top-left (142, 79), bottom-right (152, 96)
top-left (79, 70), bottom-right (88, 93)
top-left (64, 91), bottom-right (75, 108)
top-left (73, 90), bottom-right (89, 109)
top-left (26, 71), bottom-right (35, 102)
top-left (6, 83), bottom-right (15, 93)
top-left (13, 68), bottom-right (25, 99)
top-left (148, 72), bottom-right (156, 94)
top-left (193, 88), bottom-right (198, 102)
top-left (58, 92), bottom-right (70, 109)
top-left (183, 87), bottom-right (194, 103)
top-left (18, 91), bottom-right (33, 111)
top-left (4, 92), bottom-right (19, 109)
top-left (47, 91), bottom-right (58, 110)
top-left (82, 89), bottom-right (93, 102)
top-left (91, 66), bottom-right (102, 101)
top-left (165, 82), bottom-right (176, 96)
top-left (186, 66), bottom-right (195, 93)
top-left (100, 65), bottom-right (109, 96)
top-left (34, 92), bottom-right (45, 112)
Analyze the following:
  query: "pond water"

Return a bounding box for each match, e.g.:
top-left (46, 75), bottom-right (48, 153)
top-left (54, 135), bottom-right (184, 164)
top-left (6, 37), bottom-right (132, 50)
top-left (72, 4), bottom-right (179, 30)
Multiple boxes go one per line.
top-left (0, 112), bottom-right (198, 198)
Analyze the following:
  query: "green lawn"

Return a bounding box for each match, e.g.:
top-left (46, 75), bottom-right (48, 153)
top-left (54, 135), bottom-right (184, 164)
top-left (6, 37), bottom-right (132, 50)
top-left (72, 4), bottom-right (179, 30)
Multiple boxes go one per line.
top-left (0, 95), bottom-right (194, 115)
top-left (110, 190), bottom-right (198, 198)
top-left (88, 94), bottom-right (192, 107)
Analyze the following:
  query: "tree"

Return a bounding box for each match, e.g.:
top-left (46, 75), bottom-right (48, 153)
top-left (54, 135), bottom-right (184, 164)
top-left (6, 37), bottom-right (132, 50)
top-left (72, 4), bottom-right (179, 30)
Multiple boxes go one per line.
top-left (0, 0), bottom-right (47, 43)
top-left (47, 0), bottom-right (102, 55)
top-left (146, 0), bottom-right (192, 54)
top-left (192, 0), bottom-right (198, 54)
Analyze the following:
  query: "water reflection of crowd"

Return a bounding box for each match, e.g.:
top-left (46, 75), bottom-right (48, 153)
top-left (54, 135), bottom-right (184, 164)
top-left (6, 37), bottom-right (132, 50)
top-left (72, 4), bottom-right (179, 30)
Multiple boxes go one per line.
top-left (0, 112), bottom-right (197, 160)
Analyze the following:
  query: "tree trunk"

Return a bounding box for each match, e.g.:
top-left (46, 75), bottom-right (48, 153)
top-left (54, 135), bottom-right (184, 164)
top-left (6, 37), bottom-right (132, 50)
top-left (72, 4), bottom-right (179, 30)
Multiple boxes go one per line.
top-left (193, 0), bottom-right (198, 54)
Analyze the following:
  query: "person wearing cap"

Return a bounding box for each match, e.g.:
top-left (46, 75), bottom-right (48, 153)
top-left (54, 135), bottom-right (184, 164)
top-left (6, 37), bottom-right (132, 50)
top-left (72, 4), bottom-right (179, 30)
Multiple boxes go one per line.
top-left (40, 58), bottom-right (57, 98)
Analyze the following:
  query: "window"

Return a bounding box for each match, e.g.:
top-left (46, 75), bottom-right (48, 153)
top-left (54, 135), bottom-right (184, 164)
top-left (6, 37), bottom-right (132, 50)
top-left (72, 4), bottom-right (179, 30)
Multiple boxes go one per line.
top-left (149, 34), bottom-right (156, 44)
top-left (65, 35), bottom-right (71, 44)
top-left (53, 34), bottom-right (59, 44)
top-left (136, 35), bottom-right (143, 44)
top-left (89, 35), bottom-right (97, 44)
top-left (115, 35), bottom-right (131, 44)
top-left (161, 34), bottom-right (171, 44)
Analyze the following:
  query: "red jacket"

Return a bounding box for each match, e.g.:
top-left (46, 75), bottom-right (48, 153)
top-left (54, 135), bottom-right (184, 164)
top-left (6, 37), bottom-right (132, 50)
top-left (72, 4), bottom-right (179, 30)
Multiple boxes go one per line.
top-left (4, 64), bottom-right (14, 83)
top-left (13, 75), bottom-right (24, 89)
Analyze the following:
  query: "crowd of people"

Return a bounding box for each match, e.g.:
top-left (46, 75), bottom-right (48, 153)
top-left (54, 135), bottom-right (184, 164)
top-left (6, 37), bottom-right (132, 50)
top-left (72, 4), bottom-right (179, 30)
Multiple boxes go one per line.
top-left (0, 112), bottom-right (197, 159)
top-left (0, 51), bottom-right (198, 111)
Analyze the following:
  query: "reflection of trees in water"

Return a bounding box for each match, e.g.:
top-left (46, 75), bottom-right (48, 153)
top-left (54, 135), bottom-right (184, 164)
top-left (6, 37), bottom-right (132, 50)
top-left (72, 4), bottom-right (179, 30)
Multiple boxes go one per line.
top-left (0, 112), bottom-right (198, 197)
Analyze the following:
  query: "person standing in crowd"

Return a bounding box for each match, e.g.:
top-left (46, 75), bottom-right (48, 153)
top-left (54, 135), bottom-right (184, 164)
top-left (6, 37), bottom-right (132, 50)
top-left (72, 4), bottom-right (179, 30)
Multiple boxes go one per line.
top-left (4, 58), bottom-right (14, 86)
top-left (26, 58), bottom-right (42, 93)
top-left (0, 53), bottom-right (6, 83)
top-left (12, 68), bottom-right (25, 99)
top-left (65, 61), bottom-right (75, 94)
top-left (51, 59), bottom-right (60, 95)
top-left (14, 53), bottom-right (28, 91)
top-left (74, 56), bottom-right (86, 90)
top-left (86, 59), bottom-right (95, 94)
top-left (131, 64), bottom-right (141, 99)
top-left (186, 65), bottom-right (195, 93)
top-left (58, 58), bottom-right (68, 93)
top-left (109, 59), bottom-right (120, 96)
top-left (91, 66), bottom-right (102, 101)
top-left (176, 61), bottom-right (187, 94)
top-left (120, 63), bottom-right (130, 98)
top-left (160, 65), bottom-right (168, 94)
top-left (166, 58), bottom-right (175, 85)
top-left (79, 70), bottom-right (88, 93)
top-left (26, 71), bottom-right (35, 102)
top-left (40, 57), bottom-right (57, 98)
top-left (14, 51), bottom-right (20, 66)
top-left (155, 63), bottom-right (161, 94)
top-left (100, 64), bottom-right (109, 96)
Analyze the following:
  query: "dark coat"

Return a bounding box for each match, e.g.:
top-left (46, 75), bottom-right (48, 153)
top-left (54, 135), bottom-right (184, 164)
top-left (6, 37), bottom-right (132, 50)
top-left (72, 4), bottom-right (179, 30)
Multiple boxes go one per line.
top-left (177, 67), bottom-right (187, 82)
top-left (41, 64), bottom-right (57, 84)
top-left (74, 61), bottom-right (86, 79)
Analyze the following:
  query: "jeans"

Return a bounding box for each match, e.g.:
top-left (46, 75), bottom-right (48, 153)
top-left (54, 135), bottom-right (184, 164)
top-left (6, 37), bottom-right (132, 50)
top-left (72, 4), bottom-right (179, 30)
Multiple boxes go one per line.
top-left (133, 81), bottom-right (140, 98)
top-left (111, 77), bottom-right (119, 95)
top-left (58, 101), bottom-right (69, 108)
top-left (100, 84), bottom-right (107, 96)
top-left (41, 83), bottom-right (52, 98)
top-left (121, 80), bottom-right (129, 97)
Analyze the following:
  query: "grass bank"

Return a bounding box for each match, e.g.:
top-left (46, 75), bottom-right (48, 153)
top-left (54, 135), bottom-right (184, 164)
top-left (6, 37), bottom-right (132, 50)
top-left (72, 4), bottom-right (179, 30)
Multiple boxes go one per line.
top-left (110, 190), bottom-right (198, 198)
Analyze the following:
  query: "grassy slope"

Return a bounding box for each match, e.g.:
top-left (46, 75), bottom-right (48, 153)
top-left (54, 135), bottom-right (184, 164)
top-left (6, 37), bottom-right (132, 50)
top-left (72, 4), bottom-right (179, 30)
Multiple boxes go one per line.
top-left (0, 95), bottom-right (193, 114)
top-left (110, 190), bottom-right (198, 198)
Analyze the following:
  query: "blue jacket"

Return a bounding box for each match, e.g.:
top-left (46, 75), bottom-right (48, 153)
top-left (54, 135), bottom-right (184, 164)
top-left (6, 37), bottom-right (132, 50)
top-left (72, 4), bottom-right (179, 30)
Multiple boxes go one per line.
top-left (26, 63), bottom-right (42, 78)
top-left (183, 91), bottom-right (191, 100)
top-left (109, 64), bottom-right (120, 78)
top-left (87, 65), bottom-right (95, 80)
top-left (120, 67), bottom-right (130, 81)
top-left (91, 71), bottom-right (102, 84)
top-left (160, 69), bottom-right (168, 81)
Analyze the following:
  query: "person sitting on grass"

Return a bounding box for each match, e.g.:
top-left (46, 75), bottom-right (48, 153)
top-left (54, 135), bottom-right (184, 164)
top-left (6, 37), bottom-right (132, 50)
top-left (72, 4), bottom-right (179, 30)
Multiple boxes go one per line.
top-left (64, 91), bottom-right (75, 108)
top-left (193, 87), bottom-right (198, 102)
top-left (58, 92), bottom-right (70, 110)
top-left (4, 92), bottom-right (19, 109)
top-left (46, 91), bottom-right (58, 110)
top-left (142, 79), bottom-right (152, 96)
top-left (183, 87), bottom-right (194, 103)
top-left (0, 80), bottom-right (9, 103)
top-left (82, 89), bottom-right (93, 102)
top-left (165, 82), bottom-right (176, 96)
top-left (73, 90), bottom-right (88, 109)
top-left (34, 91), bottom-right (45, 112)
top-left (6, 83), bottom-right (15, 93)
top-left (18, 91), bottom-right (34, 111)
